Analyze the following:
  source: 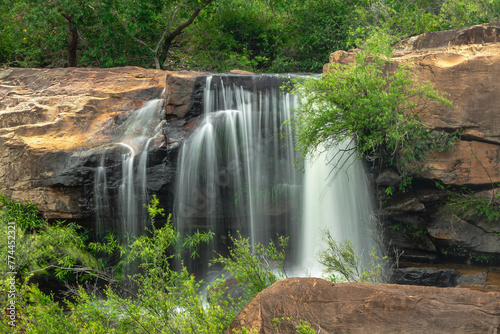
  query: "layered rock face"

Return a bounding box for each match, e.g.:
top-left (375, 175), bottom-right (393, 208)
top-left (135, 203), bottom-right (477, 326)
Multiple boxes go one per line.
top-left (227, 277), bottom-right (500, 334)
top-left (0, 67), bottom-right (204, 223)
top-left (327, 23), bottom-right (500, 272)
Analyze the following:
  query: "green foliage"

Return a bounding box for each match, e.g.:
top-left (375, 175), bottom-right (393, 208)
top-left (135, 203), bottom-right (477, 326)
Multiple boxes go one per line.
top-left (290, 31), bottom-right (455, 178)
top-left (439, 0), bottom-right (500, 29)
top-left (317, 229), bottom-right (387, 283)
top-left (212, 233), bottom-right (288, 302)
top-left (273, 317), bottom-right (318, 334)
top-left (187, 0), bottom-right (280, 71)
top-left (0, 193), bottom-right (45, 231)
top-left (348, 0), bottom-right (500, 47)
top-left (0, 194), bottom-right (99, 282)
top-left (436, 183), bottom-right (500, 223)
top-left (441, 242), bottom-right (494, 265)
top-left (0, 195), bottom-right (294, 333)
top-left (1, 195), bottom-right (240, 333)
top-left (1, 0), bottom-right (498, 71)
top-left (270, 0), bottom-right (362, 72)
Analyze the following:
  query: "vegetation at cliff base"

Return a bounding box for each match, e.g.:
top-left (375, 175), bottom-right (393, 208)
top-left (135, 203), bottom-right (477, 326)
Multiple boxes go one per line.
top-left (0, 195), bottom-right (293, 333)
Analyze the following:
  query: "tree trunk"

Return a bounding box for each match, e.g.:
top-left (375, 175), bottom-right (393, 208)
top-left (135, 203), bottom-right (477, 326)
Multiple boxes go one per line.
top-left (61, 13), bottom-right (78, 67)
top-left (158, 0), bottom-right (212, 68)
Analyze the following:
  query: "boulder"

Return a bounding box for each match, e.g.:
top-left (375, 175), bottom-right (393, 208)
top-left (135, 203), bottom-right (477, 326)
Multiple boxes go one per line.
top-left (391, 268), bottom-right (459, 287)
top-left (227, 277), bottom-right (500, 334)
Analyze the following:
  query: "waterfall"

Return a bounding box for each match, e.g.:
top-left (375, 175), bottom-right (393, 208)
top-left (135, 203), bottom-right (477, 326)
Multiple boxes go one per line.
top-left (174, 75), bottom-right (301, 263)
top-left (94, 153), bottom-right (110, 234)
top-left (94, 98), bottom-right (164, 237)
top-left (297, 140), bottom-right (375, 277)
top-left (174, 74), bottom-right (375, 277)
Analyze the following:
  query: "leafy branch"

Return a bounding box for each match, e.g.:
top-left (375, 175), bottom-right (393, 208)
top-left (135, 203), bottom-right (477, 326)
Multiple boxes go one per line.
top-left (290, 30), bottom-right (456, 180)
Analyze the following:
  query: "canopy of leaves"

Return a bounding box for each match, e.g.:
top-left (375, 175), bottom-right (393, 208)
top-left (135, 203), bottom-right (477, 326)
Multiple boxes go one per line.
top-left (1, 0), bottom-right (497, 71)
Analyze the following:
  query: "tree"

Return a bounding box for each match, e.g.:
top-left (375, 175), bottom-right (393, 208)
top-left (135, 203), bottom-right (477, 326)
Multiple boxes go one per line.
top-left (111, 0), bottom-right (213, 69)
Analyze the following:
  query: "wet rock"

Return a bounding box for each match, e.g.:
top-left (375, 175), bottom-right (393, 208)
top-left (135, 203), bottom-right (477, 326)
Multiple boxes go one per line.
top-left (375, 169), bottom-right (402, 187)
top-left (457, 271), bottom-right (488, 285)
top-left (380, 197), bottom-right (426, 215)
top-left (165, 71), bottom-right (206, 119)
top-left (391, 267), bottom-right (459, 287)
top-left (0, 67), bottom-right (167, 220)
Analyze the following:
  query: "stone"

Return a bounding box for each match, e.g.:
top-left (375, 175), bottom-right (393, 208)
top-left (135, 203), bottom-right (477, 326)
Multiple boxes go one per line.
top-left (391, 267), bottom-right (459, 287)
top-left (227, 277), bottom-right (500, 334)
top-left (457, 271), bottom-right (488, 285)
top-left (375, 169), bottom-right (402, 187)
top-left (0, 67), bottom-right (183, 221)
top-left (165, 70), bottom-right (206, 120)
top-left (427, 208), bottom-right (500, 253)
top-left (380, 197), bottom-right (426, 215)
top-left (420, 140), bottom-right (500, 186)
top-left (229, 69), bottom-right (255, 75)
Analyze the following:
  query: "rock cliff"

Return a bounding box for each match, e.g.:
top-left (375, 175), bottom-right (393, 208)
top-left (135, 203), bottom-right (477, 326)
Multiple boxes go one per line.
top-left (326, 23), bottom-right (500, 272)
top-left (0, 67), bottom-right (204, 223)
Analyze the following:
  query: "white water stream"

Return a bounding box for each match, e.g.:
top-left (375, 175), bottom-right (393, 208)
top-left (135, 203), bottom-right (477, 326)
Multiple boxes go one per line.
top-left (94, 98), bottom-right (164, 237)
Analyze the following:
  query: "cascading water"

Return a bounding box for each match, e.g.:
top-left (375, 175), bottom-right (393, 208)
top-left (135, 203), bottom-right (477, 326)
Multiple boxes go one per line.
top-left (94, 98), bottom-right (165, 237)
top-left (174, 74), bottom-right (375, 277)
top-left (175, 75), bottom-right (301, 265)
top-left (297, 140), bottom-right (375, 277)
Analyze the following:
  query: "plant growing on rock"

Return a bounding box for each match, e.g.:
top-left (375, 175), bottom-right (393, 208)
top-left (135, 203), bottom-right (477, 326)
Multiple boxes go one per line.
top-left (317, 229), bottom-right (388, 283)
top-left (290, 30), bottom-right (456, 181)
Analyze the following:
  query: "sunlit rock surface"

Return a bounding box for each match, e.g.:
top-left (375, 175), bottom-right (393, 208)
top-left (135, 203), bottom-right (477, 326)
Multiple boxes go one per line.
top-left (0, 67), bottom-right (170, 220)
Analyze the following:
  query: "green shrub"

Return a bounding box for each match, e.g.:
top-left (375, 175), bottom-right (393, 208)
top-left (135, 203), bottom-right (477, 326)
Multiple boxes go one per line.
top-left (317, 230), bottom-right (388, 283)
top-left (212, 233), bottom-right (288, 303)
top-left (290, 30), bottom-right (456, 179)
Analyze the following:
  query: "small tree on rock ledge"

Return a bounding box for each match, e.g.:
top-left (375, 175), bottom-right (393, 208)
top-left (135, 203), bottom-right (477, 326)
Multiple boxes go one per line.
top-left (289, 30), bottom-right (456, 184)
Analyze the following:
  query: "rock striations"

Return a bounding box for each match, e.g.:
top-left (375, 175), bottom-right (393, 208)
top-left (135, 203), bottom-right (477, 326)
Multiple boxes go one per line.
top-left (227, 277), bottom-right (500, 334)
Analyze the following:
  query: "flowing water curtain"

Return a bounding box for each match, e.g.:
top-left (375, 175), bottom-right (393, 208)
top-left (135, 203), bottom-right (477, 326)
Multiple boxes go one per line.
top-left (299, 139), bottom-right (375, 278)
top-left (174, 74), bottom-right (376, 278)
top-left (174, 74), bottom-right (302, 258)
top-left (94, 98), bottom-right (165, 238)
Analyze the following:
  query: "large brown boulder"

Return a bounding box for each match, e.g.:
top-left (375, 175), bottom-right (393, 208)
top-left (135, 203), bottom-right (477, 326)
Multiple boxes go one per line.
top-left (227, 277), bottom-right (500, 334)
